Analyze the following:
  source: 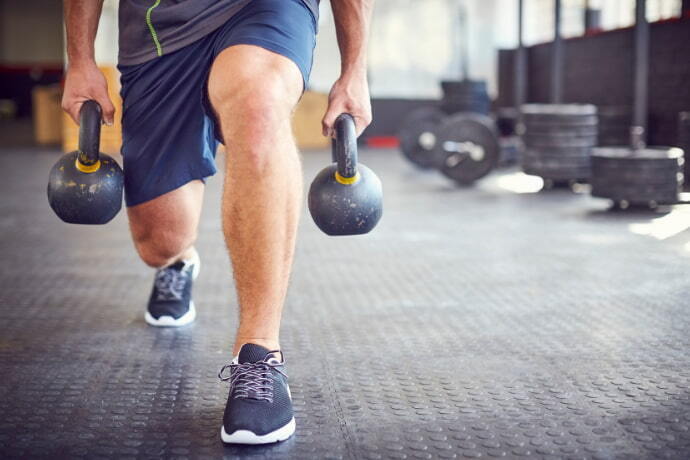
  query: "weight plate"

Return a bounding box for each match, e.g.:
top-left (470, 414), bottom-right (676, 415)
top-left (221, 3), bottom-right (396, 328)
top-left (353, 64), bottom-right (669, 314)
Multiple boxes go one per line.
top-left (524, 134), bottom-right (598, 148)
top-left (525, 124), bottom-right (599, 136)
top-left (591, 185), bottom-right (680, 204)
top-left (591, 147), bottom-right (684, 177)
top-left (523, 114), bottom-right (599, 126)
top-left (398, 106), bottom-right (446, 169)
top-left (592, 172), bottom-right (682, 185)
top-left (433, 112), bottom-right (500, 185)
top-left (590, 146), bottom-right (683, 204)
top-left (592, 183), bottom-right (681, 194)
top-left (591, 146), bottom-right (684, 161)
top-left (521, 104), bottom-right (597, 116)
top-left (521, 104), bottom-right (597, 125)
top-left (592, 165), bottom-right (682, 180)
top-left (592, 157), bottom-right (683, 170)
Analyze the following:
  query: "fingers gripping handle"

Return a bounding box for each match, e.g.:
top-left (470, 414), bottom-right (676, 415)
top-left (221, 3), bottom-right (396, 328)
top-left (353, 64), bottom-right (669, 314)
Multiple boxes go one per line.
top-left (334, 113), bottom-right (358, 180)
top-left (78, 100), bottom-right (102, 167)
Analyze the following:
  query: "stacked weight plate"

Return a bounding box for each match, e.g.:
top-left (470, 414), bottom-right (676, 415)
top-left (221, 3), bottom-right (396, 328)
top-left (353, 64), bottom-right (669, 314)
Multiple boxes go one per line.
top-left (590, 147), bottom-right (684, 206)
top-left (520, 104), bottom-right (598, 181)
top-left (440, 80), bottom-right (491, 115)
top-left (679, 112), bottom-right (690, 185)
top-left (598, 106), bottom-right (632, 146)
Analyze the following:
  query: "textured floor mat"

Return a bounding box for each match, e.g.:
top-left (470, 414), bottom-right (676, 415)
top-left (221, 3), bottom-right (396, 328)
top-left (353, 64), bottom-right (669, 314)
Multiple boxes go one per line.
top-left (0, 148), bottom-right (689, 459)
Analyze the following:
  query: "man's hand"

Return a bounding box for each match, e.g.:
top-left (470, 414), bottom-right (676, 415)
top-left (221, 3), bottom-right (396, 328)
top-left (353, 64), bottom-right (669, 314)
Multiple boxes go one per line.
top-left (62, 61), bottom-right (115, 126)
top-left (323, 0), bottom-right (374, 138)
top-left (322, 72), bottom-right (372, 138)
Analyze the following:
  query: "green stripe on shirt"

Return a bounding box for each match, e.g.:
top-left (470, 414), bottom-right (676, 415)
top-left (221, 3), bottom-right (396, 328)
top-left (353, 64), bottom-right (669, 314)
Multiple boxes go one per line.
top-left (146, 0), bottom-right (163, 57)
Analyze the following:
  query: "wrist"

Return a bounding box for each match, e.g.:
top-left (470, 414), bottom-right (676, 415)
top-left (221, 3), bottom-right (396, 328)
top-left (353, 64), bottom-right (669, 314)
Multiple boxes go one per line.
top-left (340, 65), bottom-right (367, 81)
top-left (67, 56), bottom-right (98, 70)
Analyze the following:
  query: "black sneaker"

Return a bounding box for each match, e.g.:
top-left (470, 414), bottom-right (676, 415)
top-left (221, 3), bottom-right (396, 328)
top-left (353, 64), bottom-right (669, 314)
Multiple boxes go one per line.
top-left (218, 343), bottom-right (295, 444)
top-left (144, 250), bottom-right (200, 327)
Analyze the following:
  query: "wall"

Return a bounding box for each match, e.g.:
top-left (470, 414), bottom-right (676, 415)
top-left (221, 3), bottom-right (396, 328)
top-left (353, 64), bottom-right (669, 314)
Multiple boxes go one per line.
top-left (0, 0), bottom-right (63, 64)
top-left (311, 0), bottom-right (503, 99)
top-left (0, 0), bottom-right (65, 118)
top-left (496, 17), bottom-right (690, 145)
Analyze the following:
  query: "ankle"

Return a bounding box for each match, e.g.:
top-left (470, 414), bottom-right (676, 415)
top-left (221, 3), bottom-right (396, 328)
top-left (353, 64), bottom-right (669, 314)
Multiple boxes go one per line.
top-left (233, 337), bottom-right (280, 356)
top-left (179, 246), bottom-right (198, 263)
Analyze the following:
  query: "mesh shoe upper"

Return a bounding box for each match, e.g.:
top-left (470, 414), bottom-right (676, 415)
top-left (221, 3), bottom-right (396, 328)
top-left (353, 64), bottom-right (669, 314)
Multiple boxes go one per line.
top-left (219, 344), bottom-right (294, 436)
top-left (147, 260), bottom-right (194, 319)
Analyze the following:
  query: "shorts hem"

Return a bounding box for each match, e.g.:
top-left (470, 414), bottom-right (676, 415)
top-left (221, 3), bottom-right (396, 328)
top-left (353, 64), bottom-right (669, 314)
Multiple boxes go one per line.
top-left (125, 172), bottom-right (214, 208)
top-left (217, 37), bottom-right (313, 89)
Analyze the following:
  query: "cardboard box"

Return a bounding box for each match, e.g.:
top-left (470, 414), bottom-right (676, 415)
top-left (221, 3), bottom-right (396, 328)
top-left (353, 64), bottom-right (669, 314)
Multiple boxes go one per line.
top-left (32, 85), bottom-right (63, 145)
top-left (62, 66), bottom-right (123, 155)
top-left (292, 91), bottom-right (330, 150)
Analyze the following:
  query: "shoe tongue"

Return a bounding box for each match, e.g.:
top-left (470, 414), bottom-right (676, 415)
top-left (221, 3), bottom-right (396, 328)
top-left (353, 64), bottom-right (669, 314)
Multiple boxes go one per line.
top-left (167, 261), bottom-right (186, 271)
top-left (238, 343), bottom-right (272, 364)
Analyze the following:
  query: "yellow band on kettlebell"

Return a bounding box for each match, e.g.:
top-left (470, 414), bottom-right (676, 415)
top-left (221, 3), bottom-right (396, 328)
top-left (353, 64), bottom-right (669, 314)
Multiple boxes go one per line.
top-left (335, 171), bottom-right (360, 185)
top-left (75, 159), bottom-right (101, 173)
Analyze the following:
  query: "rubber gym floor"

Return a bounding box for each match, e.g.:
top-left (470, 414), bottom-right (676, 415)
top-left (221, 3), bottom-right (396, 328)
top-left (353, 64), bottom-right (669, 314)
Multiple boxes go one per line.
top-left (1, 147), bottom-right (690, 459)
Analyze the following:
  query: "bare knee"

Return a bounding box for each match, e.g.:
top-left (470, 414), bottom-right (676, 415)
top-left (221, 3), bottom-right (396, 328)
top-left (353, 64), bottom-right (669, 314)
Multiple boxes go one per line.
top-left (126, 181), bottom-right (203, 268)
top-left (214, 82), bottom-right (296, 173)
top-left (208, 47), bottom-right (302, 174)
top-left (134, 229), bottom-right (196, 268)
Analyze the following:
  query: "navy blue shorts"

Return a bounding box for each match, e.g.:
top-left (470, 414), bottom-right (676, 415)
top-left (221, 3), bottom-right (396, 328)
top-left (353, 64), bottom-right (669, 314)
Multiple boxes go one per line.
top-left (118, 0), bottom-right (316, 207)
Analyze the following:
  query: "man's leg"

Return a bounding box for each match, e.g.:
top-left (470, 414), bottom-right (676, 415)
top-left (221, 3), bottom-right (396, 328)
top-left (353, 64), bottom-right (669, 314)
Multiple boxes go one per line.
top-left (207, 45), bottom-right (304, 356)
top-left (128, 180), bottom-right (204, 268)
top-left (127, 180), bottom-right (205, 326)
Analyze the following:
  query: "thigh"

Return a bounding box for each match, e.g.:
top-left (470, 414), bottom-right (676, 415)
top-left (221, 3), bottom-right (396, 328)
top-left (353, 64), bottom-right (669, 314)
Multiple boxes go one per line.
top-left (127, 179), bottom-right (205, 246)
top-left (208, 44), bottom-right (304, 117)
top-left (119, 36), bottom-right (220, 208)
top-left (203, 0), bottom-right (316, 142)
top-left (211, 0), bottom-right (316, 90)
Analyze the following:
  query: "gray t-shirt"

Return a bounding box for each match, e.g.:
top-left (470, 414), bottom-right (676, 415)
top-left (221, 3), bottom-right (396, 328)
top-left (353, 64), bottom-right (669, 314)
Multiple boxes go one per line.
top-left (118, 0), bottom-right (319, 66)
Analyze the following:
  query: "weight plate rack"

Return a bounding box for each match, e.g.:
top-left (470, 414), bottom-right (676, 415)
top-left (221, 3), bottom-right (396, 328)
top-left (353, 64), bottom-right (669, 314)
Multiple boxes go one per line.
top-left (590, 147), bottom-right (684, 207)
top-left (520, 104), bottom-right (598, 182)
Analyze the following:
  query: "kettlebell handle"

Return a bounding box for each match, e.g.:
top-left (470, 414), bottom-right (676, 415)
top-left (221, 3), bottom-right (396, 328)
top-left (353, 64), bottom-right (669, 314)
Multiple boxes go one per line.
top-left (333, 113), bottom-right (358, 182)
top-left (77, 100), bottom-right (102, 168)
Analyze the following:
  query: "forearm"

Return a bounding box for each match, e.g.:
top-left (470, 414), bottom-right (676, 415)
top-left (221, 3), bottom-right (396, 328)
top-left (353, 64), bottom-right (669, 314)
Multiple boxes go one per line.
top-left (330, 0), bottom-right (374, 77)
top-left (64, 0), bottom-right (104, 65)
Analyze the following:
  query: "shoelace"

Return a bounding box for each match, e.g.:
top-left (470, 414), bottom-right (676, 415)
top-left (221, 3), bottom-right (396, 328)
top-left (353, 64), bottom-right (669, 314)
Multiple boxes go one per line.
top-left (218, 358), bottom-right (286, 403)
top-left (154, 264), bottom-right (189, 301)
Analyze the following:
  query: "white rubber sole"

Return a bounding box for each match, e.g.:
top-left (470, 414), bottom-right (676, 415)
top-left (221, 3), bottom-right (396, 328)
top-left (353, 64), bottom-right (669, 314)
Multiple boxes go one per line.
top-left (220, 417), bottom-right (296, 445)
top-left (145, 301), bottom-right (196, 327)
top-left (145, 253), bottom-right (201, 328)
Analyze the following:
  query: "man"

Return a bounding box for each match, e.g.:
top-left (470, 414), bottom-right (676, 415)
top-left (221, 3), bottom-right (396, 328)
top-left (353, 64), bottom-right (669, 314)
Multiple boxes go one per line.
top-left (61, 0), bottom-right (373, 445)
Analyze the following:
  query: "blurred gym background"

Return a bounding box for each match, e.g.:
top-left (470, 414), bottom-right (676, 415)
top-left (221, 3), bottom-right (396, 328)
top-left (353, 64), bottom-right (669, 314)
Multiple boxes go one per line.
top-left (1, 0), bottom-right (687, 151)
top-left (3, 3), bottom-right (690, 458)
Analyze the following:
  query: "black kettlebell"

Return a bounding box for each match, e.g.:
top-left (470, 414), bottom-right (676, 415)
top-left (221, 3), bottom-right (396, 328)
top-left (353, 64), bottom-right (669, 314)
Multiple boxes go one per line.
top-left (308, 113), bottom-right (383, 236)
top-left (47, 100), bottom-right (124, 225)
